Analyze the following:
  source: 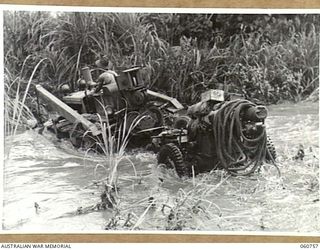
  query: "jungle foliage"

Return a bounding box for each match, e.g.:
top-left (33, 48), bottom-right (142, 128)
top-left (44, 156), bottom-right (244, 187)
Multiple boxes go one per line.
top-left (4, 11), bottom-right (319, 107)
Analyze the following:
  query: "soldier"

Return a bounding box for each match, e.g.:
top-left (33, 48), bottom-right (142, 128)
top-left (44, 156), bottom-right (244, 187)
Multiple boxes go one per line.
top-left (87, 56), bottom-right (118, 96)
top-left (92, 70), bottom-right (119, 95)
top-left (86, 57), bottom-right (120, 114)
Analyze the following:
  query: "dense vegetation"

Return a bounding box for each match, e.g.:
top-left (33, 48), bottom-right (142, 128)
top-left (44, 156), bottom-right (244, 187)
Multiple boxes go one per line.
top-left (3, 12), bottom-right (319, 132)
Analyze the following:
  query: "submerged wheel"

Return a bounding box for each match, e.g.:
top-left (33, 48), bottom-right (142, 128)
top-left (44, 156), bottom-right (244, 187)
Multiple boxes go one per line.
top-left (266, 136), bottom-right (277, 161)
top-left (69, 123), bottom-right (85, 148)
top-left (157, 143), bottom-right (188, 177)
top-left (173, 116), bottom-right (191, 129)
top-left (81, 135), bottom-right (99, 151)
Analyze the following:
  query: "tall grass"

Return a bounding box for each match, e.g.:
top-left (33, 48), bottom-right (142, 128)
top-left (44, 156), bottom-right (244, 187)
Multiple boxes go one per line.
top-left (149, 14), bottom-right (319, 104)
top-left (4, 12), bottom-right (319, 108)
top-left (83, 104), bottom-right (146, 208)
top-left (4, 57), bottom-right (48, 160)
top-left (4, 83), bottom-right (34, 136)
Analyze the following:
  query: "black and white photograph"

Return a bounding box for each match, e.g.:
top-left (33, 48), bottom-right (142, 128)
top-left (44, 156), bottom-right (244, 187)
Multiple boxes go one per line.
top-left (2, 7), bottom-right (319, 233)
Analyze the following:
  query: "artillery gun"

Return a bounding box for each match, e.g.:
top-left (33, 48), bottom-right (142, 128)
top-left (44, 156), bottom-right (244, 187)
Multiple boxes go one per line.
top-left (152, 89), bottom-right (277, 177)
top-left (36, 65), bottom-right (184, 149)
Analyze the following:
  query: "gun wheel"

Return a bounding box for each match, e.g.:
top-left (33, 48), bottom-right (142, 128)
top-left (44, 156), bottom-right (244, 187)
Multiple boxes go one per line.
top-left (158, 143), bottom-right (188, 177)
top-left (139, 106), bottom-right (164, 130)
top-left (266, 136), bottom-right (277, 161)
top-left (81, 135), bottom-right (98, 151)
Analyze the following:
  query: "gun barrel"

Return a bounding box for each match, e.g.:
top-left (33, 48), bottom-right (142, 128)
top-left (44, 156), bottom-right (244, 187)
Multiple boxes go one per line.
top-left (242, 105), bottom-right (268, 121)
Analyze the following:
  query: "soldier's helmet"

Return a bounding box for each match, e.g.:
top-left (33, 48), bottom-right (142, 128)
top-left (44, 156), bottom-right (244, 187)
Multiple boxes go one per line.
top-left (95, 55), bottom-right (113, 69)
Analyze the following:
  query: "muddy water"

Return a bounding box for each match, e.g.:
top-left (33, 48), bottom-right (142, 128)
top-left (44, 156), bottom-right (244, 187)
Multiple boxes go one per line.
top-left (2, 102), bottom-right (319, 232)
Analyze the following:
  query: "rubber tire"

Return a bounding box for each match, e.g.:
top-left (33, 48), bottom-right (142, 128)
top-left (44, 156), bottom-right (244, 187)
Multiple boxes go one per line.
top-left (266, 136), bottom-right (277, 161)
top-left (144, 105), bottom-right (164, 127)
top-left (157, 143), bottom-right (188, 177)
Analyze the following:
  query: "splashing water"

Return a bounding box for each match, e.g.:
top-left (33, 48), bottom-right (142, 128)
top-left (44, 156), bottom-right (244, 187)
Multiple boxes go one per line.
top-left (2, 102), bottom-right (319, 232)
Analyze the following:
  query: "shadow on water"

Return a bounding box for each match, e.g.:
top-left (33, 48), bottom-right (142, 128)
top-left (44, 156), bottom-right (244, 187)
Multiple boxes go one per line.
top-left (2, 102), bottom-right (319, 232)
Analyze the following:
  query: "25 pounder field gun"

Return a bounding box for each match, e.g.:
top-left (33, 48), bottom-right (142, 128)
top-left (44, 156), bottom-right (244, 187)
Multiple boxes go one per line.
top-left (36, 66), bottom-right (184, 148)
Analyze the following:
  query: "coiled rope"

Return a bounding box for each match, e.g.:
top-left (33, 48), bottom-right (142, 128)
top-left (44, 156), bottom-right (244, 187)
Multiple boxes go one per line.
top-left (211, 99), bottom-right (268, 176)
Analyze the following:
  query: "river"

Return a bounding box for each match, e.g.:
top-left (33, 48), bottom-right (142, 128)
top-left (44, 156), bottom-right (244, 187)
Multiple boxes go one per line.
top-left (2, 102), bottom-right (319, 233)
